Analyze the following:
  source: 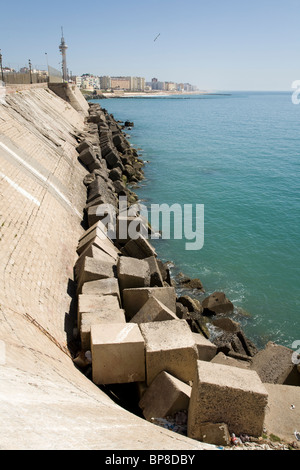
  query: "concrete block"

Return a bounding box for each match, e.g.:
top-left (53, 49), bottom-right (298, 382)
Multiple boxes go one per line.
top-left (121, 234), bottom-right (157, 259)
top-left (202, 291), bottom-right (234, 315)
top-left (122, 286), bottom-right (177, 320)
top-left (75, 243), bottom-right (117, 284)
top-left (250, 341), bottom-right (300, 385)
top-left (81, 278), bottom-right (120, 303)
top-left (91, 323), bottom-right (145, 385)
top-left (77, 257), bottom-right (116, 293)
top-left (117, 256), bottom-right (150, 292)
top-left (192, 332), bottom-right (217, 362)
top-left (78, 147), bottom-right (97, 167)
top-left (81, 309), bottom-right (126, 350)
top-left (211, 352), bottom-right (251, 370)
top-left (187, 360), bottom-right (269, 439)
top-left (139, 320), bottom-right (198, 385)
top-left (77, 293), bottom-right (120, 328)
top-left (200, 422), bottom-right (231, 447)
top-left (87, 204), bottom-right (116, 230)
top-left (116, 215), bottom-right (149, 245)
top-left (139, 371), bottom-right (191, 421)
top-left (144, 256), bottom-right (164, 287)
top-left (130, 296), bottom-right (178, 324)
top-left (77, 234), bottom-right (120, 261)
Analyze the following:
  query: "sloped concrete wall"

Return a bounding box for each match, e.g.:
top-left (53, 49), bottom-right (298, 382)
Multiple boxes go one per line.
top-left (0, 87), bottom-right (213, 450)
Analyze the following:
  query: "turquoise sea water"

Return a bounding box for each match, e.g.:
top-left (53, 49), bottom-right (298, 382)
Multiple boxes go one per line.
top-left (97, 92), bottom-right (300, 349)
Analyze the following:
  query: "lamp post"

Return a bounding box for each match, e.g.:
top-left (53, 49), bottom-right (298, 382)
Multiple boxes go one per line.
top-left (28, 59), bottom-right (32, 84)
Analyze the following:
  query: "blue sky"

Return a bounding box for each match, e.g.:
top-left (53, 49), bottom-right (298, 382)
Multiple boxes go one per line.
top-left (1, 0), bottom-right (300, 90)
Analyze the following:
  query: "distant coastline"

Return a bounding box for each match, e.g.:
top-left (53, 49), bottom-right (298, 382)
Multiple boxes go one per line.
top-left (85, 90), bottom-right (231, 100)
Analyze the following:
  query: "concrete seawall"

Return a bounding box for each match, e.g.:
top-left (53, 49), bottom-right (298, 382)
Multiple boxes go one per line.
top-left (0, 85), bottom-right (214, 450)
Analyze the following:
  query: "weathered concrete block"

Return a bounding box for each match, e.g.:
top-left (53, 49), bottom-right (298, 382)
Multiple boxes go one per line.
top-left (77, 234), bottom-right (120, 262)
top-left (144, 256), bottom-right (164, 287)
top-left (200, 422), bottom-right (231, 447)
top-left (202, 291), bottom-right (234, 315)
top-left (192, 333), bottom-right (217, 362)
top-left (139, 320), bottom-right (198, 385)
top-left (77, 257), bottom-right (116, 294)
top-left (78, 147), bottom-right (97, 167)
top-left (117, 256), bottom-right (150, 292)
top-left (75, 243), bottom-right (117, 284)
top-left (121, 234), bottom-right (157, 259)
top-left (130, 296), bottom-right (178, 324)
top-left (80, 309), bottom-right (126, 350)
top-left (211, 352), bottom-right (251, 370)
top-left (91, 323), bottom-right (145, 385)
top-left (78, 293), bottom-right (120, 328)
top-left (81, 278), bottom-right (120, 303)
top-left (187, 361), bottom-right (269, 439)
top-left (87, 204), bottom-right (116, 229)
top-left (122, 286), bottom-right (177, 320)
top-left (250, 341), bottom-right (300, 385)
top-left (139, 371), bottom-right (191, 421)
top-left (116, 216), bottom-right (148, 245)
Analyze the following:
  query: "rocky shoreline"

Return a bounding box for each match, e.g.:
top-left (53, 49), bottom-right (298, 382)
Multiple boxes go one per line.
top-left (72, 101), bottom-right (300, 450)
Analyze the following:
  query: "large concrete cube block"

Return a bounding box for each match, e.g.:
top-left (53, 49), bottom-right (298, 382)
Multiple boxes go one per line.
top-left (77, 293), bottom-right (121, 328)
top-left (130, 296), bottom-right (178, 324)
top-left (250, 341), bottom-right (300, 386)
top-left (187, 360), bottom-right (269, 439)
top-left (121, 234), bottom-right (157, 259)
top-left (75, 243), bottom-right (117, 284)
top-left (81, 309), bottom-right (126, 350)
top-left (91, 323), bottom-right (145, 385)
top-left (192, 332), bottom-right (217, 362)
top-left (144, 256), bottom-right (164, 287)
top-left (117, 256), bottom-right (150, 292)
top-left (81, 278), bottom-right (120, 303)
top-left (123, 287), bottom-right (177, 320)
top-left (139, 320), bottom-right (198, 385)
top-left (139, 371), bottom-right (191, 421)
top-left (77, 257), bottom-right (116, 293)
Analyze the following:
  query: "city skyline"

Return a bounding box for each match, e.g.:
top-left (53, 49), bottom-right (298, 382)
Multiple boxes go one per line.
top-left (1, 0), bottom-right (300, 91)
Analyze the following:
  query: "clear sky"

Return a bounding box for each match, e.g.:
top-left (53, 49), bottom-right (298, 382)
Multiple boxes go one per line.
top-left (1, 0), bottom-right (300, 91)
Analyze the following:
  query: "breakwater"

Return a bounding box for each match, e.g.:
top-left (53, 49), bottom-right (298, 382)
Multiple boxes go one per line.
top-left (0, 84), bottom-right (299, 450)
top-left (72, 100), bottom-right (300, 448)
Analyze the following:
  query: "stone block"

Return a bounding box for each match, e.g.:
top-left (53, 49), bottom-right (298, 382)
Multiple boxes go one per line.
top-left (117, 256), bottom-right (150, 292)
top-left (122, 286), bottom-right (177, 320)
top-left (144, 256), bottom-right (164, 287)
top-left (139, 320), bottom-right (198, 385)
top-left (77, 293), bottom-right (121, 328)
top-left (187, 360), bottom-right (269, 439)
top-left (91, 323), bottom-right (145, 385)
top-left (78, 147), bottom-right (97, 167)
top-left (121, 234), bottom-right (157, 259)
top-left (250, 341), bottom-right (300, 385)
top-left (77, 257), bottom-right (116, 295)
top-left (200, 422), bottom-right (231, 447)
top-left (130, 296), bottom-right (178, 324)
top-left (75, 243), bottom-right (117, 284)
top-left (211, 352), bottom-right (251, 370)
top-left (81, 278), bottom-right (120, 303)
top-left (80, 309), bottom-right (126, 350)
top-left (139, 371), bottom-right (191, 421)
top-left (87, 204), bottom-right (116, 230)
top-left (117, 216), bottom-right (148, 245)
top-left (202, 291), bottom-right (234, 315)
top-left (192, 333), bottom-right (217, 362)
